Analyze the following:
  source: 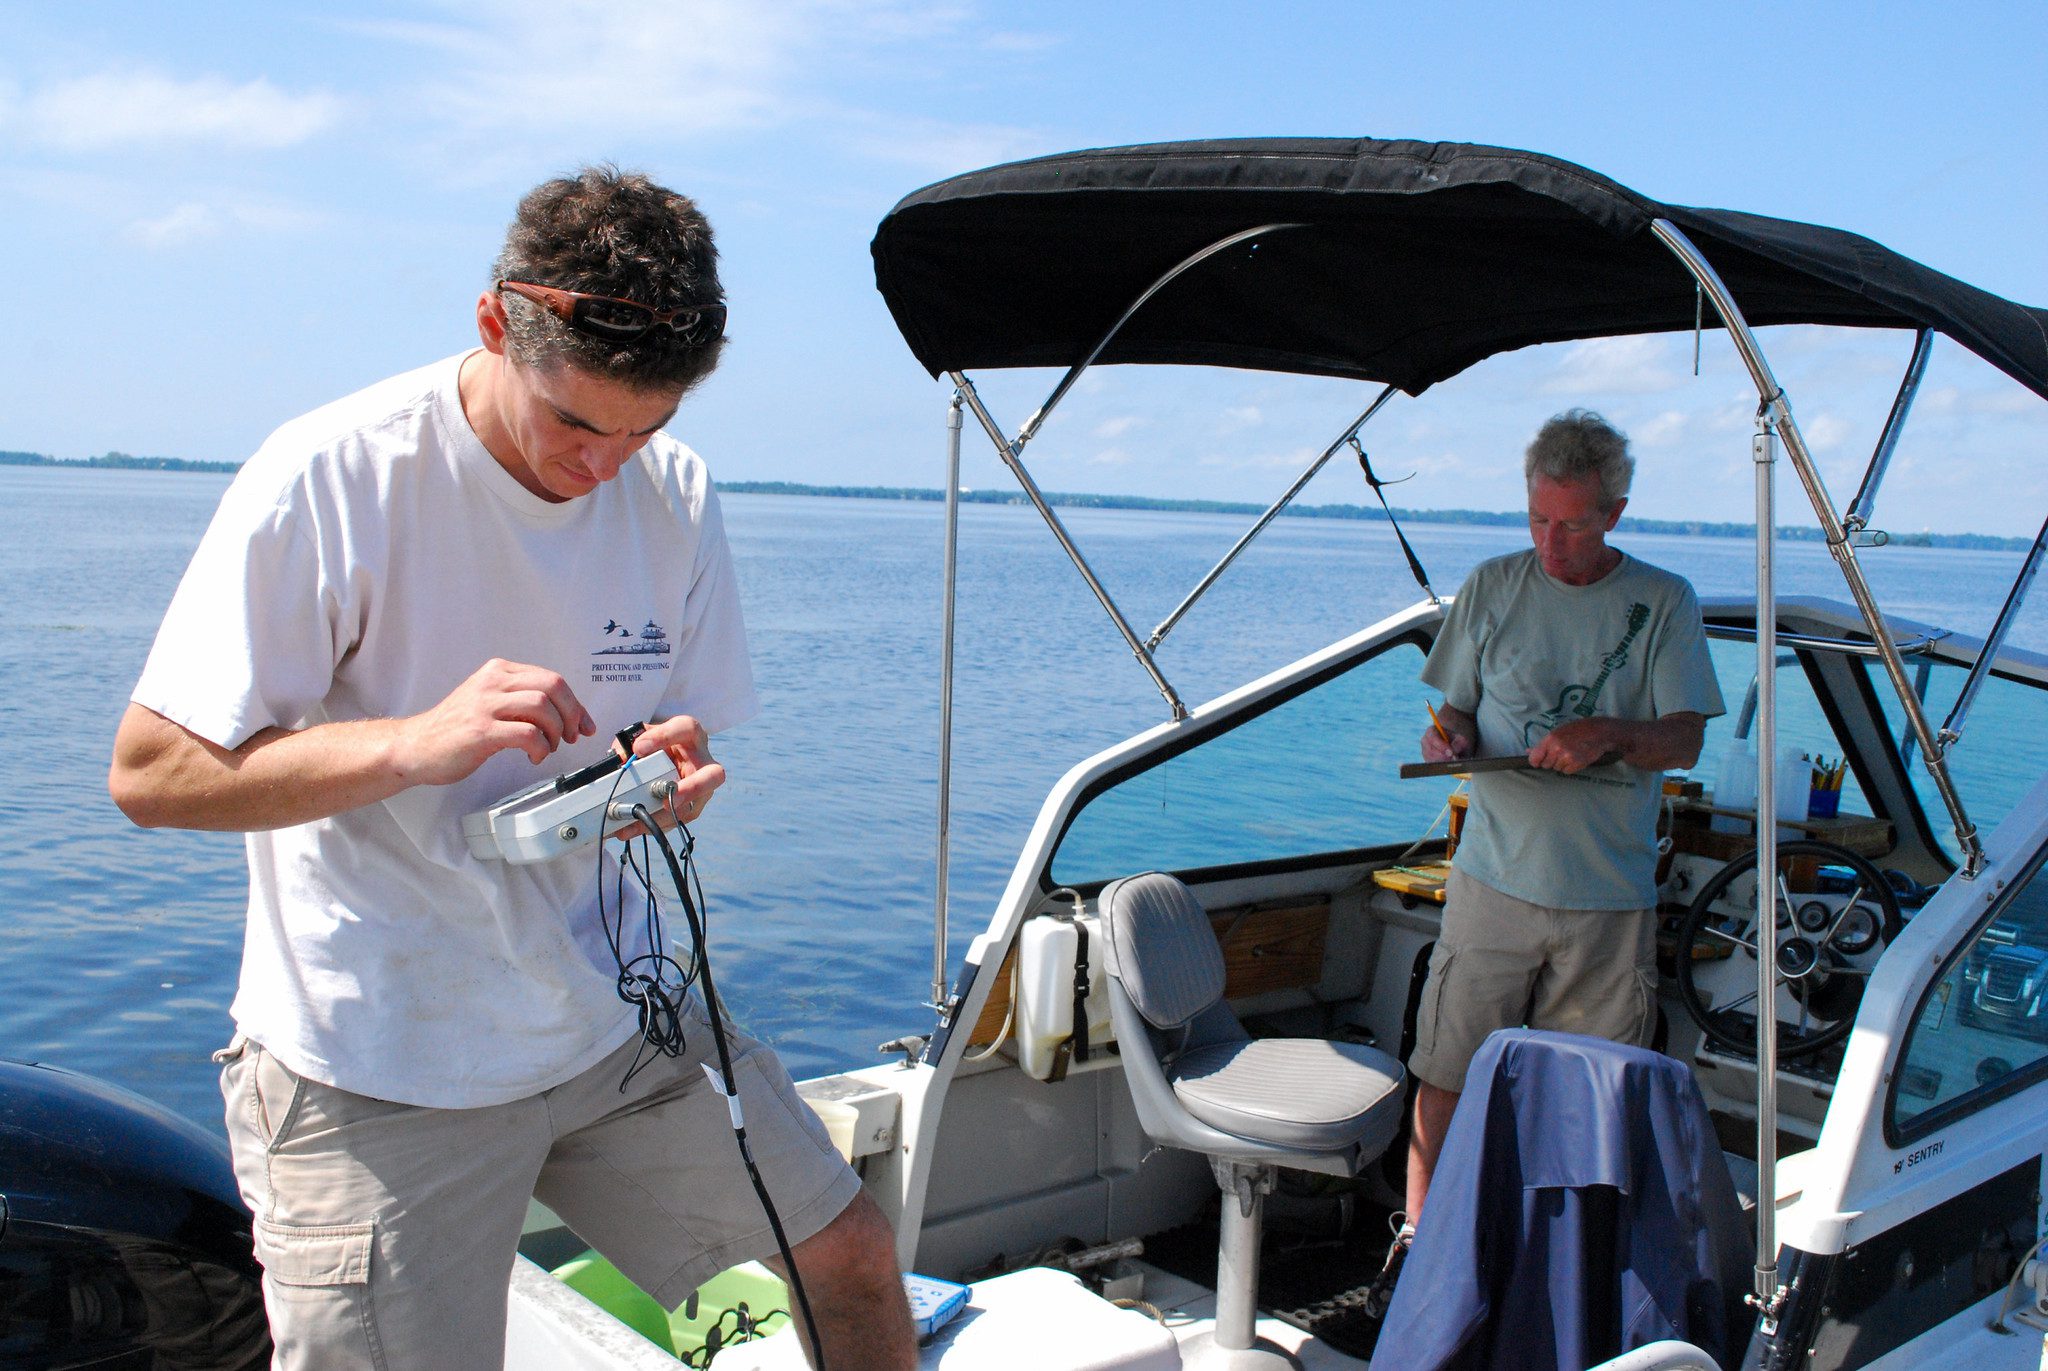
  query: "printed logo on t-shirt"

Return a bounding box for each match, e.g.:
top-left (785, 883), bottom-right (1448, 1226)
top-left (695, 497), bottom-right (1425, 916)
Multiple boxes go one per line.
top-left (1521, 601), bottom-right (1650, 747)
top-left (589, 617), bottom-right (674, 685)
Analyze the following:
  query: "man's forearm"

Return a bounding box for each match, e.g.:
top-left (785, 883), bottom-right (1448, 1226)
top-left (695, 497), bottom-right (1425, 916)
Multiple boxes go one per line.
top-left (110, 705), bottom-right (418, 831)
top-left (1601, 712), bottom-right (1706, 771)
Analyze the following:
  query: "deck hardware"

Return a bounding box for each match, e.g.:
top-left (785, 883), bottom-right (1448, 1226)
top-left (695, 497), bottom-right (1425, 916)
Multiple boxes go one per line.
top-left (557, 824), bottom-right (577, 842)
top-left (877, 1035), bottom-right (927, 1068)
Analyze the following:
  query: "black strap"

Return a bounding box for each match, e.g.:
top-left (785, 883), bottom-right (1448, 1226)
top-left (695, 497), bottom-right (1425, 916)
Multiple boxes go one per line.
top-left (1069, 919), bottom-right (1092, 1064)
top-left (1351, 438), bottom-right (1437, 603)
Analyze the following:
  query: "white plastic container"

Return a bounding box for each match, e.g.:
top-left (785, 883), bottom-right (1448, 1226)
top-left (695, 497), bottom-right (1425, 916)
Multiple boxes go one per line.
top-left (1775, 745), bottom-right (1811, 838)
top-left (1015, 915), bottom-right (1114, 1080)
top-left (1711, 740), bottom-right (1757, 833)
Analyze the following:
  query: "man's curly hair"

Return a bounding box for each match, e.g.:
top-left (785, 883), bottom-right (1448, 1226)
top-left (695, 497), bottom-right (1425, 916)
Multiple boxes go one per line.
top-left (493, 165), bottom-right (725, 394)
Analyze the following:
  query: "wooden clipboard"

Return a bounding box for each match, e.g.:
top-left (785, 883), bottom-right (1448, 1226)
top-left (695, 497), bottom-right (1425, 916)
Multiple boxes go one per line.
top-left (1398, 755), bottom-right (1537, 779)
top-left (1399, 752), bottom-right (1620, 779)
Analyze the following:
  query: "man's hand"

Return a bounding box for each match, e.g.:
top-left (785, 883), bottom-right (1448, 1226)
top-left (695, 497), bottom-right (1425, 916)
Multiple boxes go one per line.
top-left (396, 659), bottom-right (598, 786)
top-left (612, 715), bottom-right (726, 836)
top-left (1528, 712), bottom-right (1706, 775)
top-left (1421, 703), bottom-right (1477, 763)
top-left (1526, 717), bottom-right (1615, 774)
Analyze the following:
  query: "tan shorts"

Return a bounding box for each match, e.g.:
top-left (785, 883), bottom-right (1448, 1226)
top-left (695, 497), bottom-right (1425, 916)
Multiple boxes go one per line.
top-left (218, 1004), bottom-right (861, 1371)
top-left (1407, 868), bottom-right (1659, 1093)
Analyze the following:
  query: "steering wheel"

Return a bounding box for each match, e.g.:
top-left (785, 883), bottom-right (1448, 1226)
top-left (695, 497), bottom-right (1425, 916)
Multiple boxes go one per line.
top-left (1673, 839), bottom-right (1904, 1060)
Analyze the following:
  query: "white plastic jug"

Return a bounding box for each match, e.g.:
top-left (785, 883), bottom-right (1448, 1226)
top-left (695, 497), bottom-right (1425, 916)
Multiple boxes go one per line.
top-left (1775, 745), bottom-right (1811, 838)
top-left (1711, 740), bottom-right (1756, 833)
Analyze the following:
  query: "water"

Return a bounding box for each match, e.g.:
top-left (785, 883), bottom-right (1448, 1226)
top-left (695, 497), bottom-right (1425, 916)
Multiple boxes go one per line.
top-left (3, 465), bottom-right (2043, 1132)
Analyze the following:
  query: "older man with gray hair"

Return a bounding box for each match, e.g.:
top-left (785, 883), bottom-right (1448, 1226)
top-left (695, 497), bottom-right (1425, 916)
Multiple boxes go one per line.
top-left (1368, 409), bottom-right (1725, 1311)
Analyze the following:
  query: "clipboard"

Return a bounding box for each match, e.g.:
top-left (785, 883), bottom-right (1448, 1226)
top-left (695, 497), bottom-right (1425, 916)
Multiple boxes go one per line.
top-left (1398, 751), bottom-right (1622, 779)
top-left (1398, 755), bottom-right (1537, 779)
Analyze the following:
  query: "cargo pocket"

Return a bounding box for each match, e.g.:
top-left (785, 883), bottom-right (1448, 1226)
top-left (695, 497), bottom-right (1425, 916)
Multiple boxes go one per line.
top-left (253, 1218), bottom-right (385, 1369)
top-left (1414, 946), bottom-right (1457, 1059)
top-left (254, 1217), bottom-right (374, 1287)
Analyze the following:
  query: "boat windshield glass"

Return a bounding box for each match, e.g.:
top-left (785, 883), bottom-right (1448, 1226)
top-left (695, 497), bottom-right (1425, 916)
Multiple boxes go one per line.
top-left (1872, 662), bottom-right (2048, 861)
top-left (1049, 639), bottom-right (1453, 885)
top-left (1694, 638), bottom-right (1874, 820)
top-left (1892, 847), bottom-right (2048, 1136)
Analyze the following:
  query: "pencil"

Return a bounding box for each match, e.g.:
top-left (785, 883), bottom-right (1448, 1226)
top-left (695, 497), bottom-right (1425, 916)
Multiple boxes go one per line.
top-left (1426, 700), bottom-right (1452, 746)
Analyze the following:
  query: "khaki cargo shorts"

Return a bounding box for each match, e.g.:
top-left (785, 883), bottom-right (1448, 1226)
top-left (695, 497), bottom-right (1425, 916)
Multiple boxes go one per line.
top-left (218, 1003), bottom-right (861, 1371)
top-left (1407, 868), bottom-right (1659, 1093)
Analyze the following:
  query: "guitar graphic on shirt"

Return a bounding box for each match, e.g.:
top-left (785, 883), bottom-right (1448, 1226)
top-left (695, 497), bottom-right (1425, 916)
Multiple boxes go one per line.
top-left (1521, 602), bottom-right (1651, 748)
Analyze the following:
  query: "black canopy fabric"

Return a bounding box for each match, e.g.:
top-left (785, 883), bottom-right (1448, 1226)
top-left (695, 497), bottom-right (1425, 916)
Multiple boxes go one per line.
top-left (872, 138), bottom-right (2048, 401)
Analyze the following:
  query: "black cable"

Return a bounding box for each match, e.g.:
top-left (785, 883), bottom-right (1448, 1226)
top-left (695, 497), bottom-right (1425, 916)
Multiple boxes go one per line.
top-left (592, 763), bottom-right (694, 1089)
top-left (633, 803), bottom-right (829, 1371)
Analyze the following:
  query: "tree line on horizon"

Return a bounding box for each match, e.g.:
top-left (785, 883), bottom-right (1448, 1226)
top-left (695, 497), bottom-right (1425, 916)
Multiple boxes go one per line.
top-left (0, 450), bottom-right (2021, 550)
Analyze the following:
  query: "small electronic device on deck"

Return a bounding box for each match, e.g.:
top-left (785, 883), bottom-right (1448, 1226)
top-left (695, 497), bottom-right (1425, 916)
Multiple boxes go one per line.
top-left (463, 725), bottom-right (679, 864)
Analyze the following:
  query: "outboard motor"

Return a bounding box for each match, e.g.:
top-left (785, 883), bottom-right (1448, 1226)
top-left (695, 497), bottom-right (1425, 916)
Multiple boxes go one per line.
top-left (0, 1057), bottom-right (269, 1369)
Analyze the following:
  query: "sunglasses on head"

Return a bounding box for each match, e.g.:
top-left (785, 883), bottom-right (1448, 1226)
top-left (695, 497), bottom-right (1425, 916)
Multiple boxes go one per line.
top-left (496, 279), bottom-right (726, 348)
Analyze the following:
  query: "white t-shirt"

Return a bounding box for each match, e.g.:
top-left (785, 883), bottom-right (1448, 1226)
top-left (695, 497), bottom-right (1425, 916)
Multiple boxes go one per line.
top-left (133, 353), bottom-right (758, 1107)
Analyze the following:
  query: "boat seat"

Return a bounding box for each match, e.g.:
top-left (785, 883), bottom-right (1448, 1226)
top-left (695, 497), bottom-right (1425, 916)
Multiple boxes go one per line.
top-left (1099, 871), bottom-right (1405, 1371)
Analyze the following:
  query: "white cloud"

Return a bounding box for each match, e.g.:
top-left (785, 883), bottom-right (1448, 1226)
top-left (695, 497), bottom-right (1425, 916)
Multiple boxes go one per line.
top-left (1540, 335), bottom-right (1683, 395)
top-left (355, 0), bottom-right (1023, 172)
top-left (834, 113), bottom-right (1047, 178)
top-left (125, 197), bottom-right (320, 249)
top-left (23, 70), bottom-right (339, 151)
top-left (1632, 410), bottom-right (1691, 447)
top-left (1799, 411), bottom-right (1853, 452)
top-left (1220, 406), bottom-right (1263, 430)
top-left (1093, 415), bottom-right (1142, 439)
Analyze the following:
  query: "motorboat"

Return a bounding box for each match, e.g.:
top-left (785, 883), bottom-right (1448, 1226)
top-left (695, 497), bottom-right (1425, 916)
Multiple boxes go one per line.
top-left (14, 137), bottom-right (2046, 1370)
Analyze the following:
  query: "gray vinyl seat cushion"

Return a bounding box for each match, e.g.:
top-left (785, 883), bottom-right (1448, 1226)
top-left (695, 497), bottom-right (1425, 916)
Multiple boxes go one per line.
top-left (1171, 1038), bottom-right (1405, 1152)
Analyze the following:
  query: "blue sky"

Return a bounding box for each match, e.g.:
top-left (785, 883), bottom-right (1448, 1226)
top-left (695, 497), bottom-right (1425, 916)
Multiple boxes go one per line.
top-left (4, 1), bottom-right (2045, 532)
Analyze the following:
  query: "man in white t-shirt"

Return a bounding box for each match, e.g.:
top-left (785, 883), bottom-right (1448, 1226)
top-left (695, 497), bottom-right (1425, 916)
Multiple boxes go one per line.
top-left (109, 168), bottom-right (914, 1370)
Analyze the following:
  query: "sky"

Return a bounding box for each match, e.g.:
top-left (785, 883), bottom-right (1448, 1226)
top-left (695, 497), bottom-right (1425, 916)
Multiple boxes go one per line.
top-left (3, 1), bottom-right (2045, 533)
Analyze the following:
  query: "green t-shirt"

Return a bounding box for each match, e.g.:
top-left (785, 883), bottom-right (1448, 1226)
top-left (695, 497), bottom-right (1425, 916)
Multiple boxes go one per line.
top-left (1421, 549), bottom-right (1725, 909)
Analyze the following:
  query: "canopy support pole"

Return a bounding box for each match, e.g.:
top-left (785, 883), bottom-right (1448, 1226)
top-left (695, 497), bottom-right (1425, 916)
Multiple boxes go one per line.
top-left (1013, 223), bottom-right (1304, 452)
top-left (950, 371), bottom-right (1188, 719)
top-left (1938, 510), bottom-right (2048, 752)
top-left (1750, 417), bottom-right (1784, 1322)
top-left (1844, 329), bottom-right (1932, 537)
top-left (1147, 383), bottom-right (1400, 650)
top-left (933, 392), bottom-right (963, 1012)
top-left (1649, 220), bottom-right (1984, 879)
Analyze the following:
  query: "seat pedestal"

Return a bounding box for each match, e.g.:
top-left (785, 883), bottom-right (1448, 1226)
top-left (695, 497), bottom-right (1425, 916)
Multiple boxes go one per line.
top-left (1185, 1161), bottom-right (1301, 1371)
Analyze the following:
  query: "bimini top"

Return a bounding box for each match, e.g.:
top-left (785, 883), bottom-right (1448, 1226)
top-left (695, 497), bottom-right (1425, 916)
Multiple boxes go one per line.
top-left (872, 137), bottom-right (2048, 400)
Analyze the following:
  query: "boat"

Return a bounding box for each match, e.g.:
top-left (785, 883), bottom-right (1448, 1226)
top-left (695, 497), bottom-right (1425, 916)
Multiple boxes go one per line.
top-left (14, 138), bottom-right (2047, 1369)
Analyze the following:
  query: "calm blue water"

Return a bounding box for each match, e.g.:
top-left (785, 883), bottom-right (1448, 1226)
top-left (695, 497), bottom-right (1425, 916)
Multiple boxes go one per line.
top-left (3, 465), bottom-right (2043, 1131)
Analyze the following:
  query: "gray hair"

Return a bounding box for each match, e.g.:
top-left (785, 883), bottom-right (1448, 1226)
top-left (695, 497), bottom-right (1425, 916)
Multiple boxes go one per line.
top-left (1524, 409), bottom-right (1634, 509)
top-left (492, 165), bottom-right (725, 394)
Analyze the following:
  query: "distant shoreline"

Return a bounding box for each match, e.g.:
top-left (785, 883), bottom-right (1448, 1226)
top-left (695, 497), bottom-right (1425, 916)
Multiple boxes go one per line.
top-left (1, 452), bottom-right (2025, 550)
top-left (0, 449), bottom-right (238, 475)
top-left (718, 480), bottom-right (2031, 552)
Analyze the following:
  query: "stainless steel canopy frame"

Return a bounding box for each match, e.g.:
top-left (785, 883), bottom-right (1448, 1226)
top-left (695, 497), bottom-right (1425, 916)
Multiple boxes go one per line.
top-left (1648, 218), bottom-right (1990, 1318)
top-left (921, 196), bottom-right (2018, 1318)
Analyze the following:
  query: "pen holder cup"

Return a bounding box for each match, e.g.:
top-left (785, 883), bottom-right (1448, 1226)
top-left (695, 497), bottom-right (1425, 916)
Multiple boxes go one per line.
top-left (1808, 787), bottom-right (1840, 819)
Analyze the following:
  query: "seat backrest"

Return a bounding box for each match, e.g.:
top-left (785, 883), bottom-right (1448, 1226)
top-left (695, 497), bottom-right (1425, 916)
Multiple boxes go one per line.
top-left (1098, 872), bottom-right (1226, 1030)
